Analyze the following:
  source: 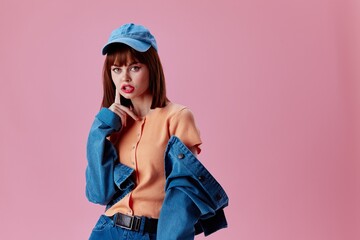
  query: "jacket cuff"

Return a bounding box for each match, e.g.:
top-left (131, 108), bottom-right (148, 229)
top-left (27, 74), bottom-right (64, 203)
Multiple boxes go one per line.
top-left (195, 208), bottom-right (228, 236)
top-left (96, 107), bottom-right (122, 131)
top-left (113, 163), bottom-right (135, 190)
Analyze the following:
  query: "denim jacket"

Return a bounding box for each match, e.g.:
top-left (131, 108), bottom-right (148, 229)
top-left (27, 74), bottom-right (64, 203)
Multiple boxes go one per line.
top-left (85, 108), bottom-right (229, 239)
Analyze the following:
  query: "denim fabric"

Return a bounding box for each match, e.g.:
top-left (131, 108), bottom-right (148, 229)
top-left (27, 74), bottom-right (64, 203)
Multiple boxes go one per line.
top-left (86, 108), bottom-right (229, 239)
top-left (85, 107), bottom-right (135, 207)
top-left (89, 215), bottom-right (156, 240)
top-left (157, 136), bottom-right (229, 239)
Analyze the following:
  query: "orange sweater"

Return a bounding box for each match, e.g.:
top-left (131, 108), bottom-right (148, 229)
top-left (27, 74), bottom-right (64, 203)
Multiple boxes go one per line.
top-left (104, 102), bottom-right (202, 218)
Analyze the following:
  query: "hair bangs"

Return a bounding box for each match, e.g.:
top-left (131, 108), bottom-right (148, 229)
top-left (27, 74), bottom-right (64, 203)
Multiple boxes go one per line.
top-left (107, 50), bottom-right (135, 68)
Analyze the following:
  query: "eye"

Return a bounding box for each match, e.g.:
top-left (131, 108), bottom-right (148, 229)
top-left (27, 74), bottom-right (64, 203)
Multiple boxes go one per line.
top-left (130, 66), bottom-right (141, 72)
top-left (111, 67), bottom-right (121, 73)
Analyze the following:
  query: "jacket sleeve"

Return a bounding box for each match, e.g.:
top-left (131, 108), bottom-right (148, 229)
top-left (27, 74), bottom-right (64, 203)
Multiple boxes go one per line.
top-left (157, 136), bottom-right (228, 239)
top-left (157, 188), bottom-right (201, 240)
top-left (85, 107), bottom-right (135, 205)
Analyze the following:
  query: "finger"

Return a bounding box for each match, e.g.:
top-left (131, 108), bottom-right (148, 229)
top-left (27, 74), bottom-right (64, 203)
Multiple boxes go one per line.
top-left (119, 105), bottom-right (139, 121)
top-left (114, 108), bottom-right (127, 127)
top-left (115, 88), bottom-right (121, 104)
top-left (123, 114), bottom-right (127, 127)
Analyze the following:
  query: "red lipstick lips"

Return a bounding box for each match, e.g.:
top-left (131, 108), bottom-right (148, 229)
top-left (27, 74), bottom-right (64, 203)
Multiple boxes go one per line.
top-left (122, 84), bottom-right (135, 93)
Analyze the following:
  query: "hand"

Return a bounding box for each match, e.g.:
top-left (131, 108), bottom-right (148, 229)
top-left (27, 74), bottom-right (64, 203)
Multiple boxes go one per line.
top-left (108, 88), bottom-right (139, 127)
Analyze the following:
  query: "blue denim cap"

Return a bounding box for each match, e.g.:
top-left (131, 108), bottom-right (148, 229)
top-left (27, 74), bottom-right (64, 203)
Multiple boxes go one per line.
top-left (102, 23), bottom-right (158, 55)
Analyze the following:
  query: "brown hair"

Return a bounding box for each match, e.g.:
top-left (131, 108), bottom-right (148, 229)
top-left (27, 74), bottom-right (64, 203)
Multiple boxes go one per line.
top-left (101, 43), bottom-right (168, 109)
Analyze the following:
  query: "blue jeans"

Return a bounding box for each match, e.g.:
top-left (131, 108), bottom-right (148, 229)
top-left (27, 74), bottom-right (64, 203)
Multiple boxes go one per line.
top-left (89, 215), bottom-right (157, 240)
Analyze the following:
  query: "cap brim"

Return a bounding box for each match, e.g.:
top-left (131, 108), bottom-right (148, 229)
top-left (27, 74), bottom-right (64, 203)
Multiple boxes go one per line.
top-left (102, 37), bottom-right (151, 55)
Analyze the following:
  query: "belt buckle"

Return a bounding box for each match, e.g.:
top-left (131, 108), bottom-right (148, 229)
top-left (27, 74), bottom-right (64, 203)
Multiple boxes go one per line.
top-left (121, 215), bottom-right (134, 230)
top-left (132, 216), bottom-right (141, 231)
top-left (117, 214), bottom-right (141, 231)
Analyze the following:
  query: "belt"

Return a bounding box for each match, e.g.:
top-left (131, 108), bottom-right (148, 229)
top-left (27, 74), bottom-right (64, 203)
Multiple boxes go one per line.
top-left (110, 212), bottom-right (158, 234)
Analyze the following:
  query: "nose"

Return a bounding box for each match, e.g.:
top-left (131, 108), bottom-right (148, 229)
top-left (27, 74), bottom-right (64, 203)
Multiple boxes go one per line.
top-left (120, 70), bottom-right (131, 82)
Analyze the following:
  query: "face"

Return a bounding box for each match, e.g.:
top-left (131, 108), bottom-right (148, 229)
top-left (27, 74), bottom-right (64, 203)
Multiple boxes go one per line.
top-left (110, 61), bottom-right (151, 101)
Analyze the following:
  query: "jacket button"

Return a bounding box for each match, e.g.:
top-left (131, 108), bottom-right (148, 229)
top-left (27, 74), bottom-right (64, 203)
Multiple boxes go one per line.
top-left (177, 153), bottom-right (185, 159)
top-left (198, 176), bottom-right (205, 182)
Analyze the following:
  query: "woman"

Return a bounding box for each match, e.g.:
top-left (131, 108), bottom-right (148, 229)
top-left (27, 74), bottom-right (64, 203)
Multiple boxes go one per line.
top-left (85, 23), bottom-right (228, 240)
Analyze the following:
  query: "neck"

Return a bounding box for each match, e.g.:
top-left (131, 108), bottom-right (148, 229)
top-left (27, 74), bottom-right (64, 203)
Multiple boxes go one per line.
top-left (131, 93), bottom-right (153, 118)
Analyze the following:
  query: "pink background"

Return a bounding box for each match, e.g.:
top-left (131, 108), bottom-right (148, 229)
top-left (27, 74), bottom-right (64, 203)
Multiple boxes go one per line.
top-left (0, 0), bottom-right (359, 239)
